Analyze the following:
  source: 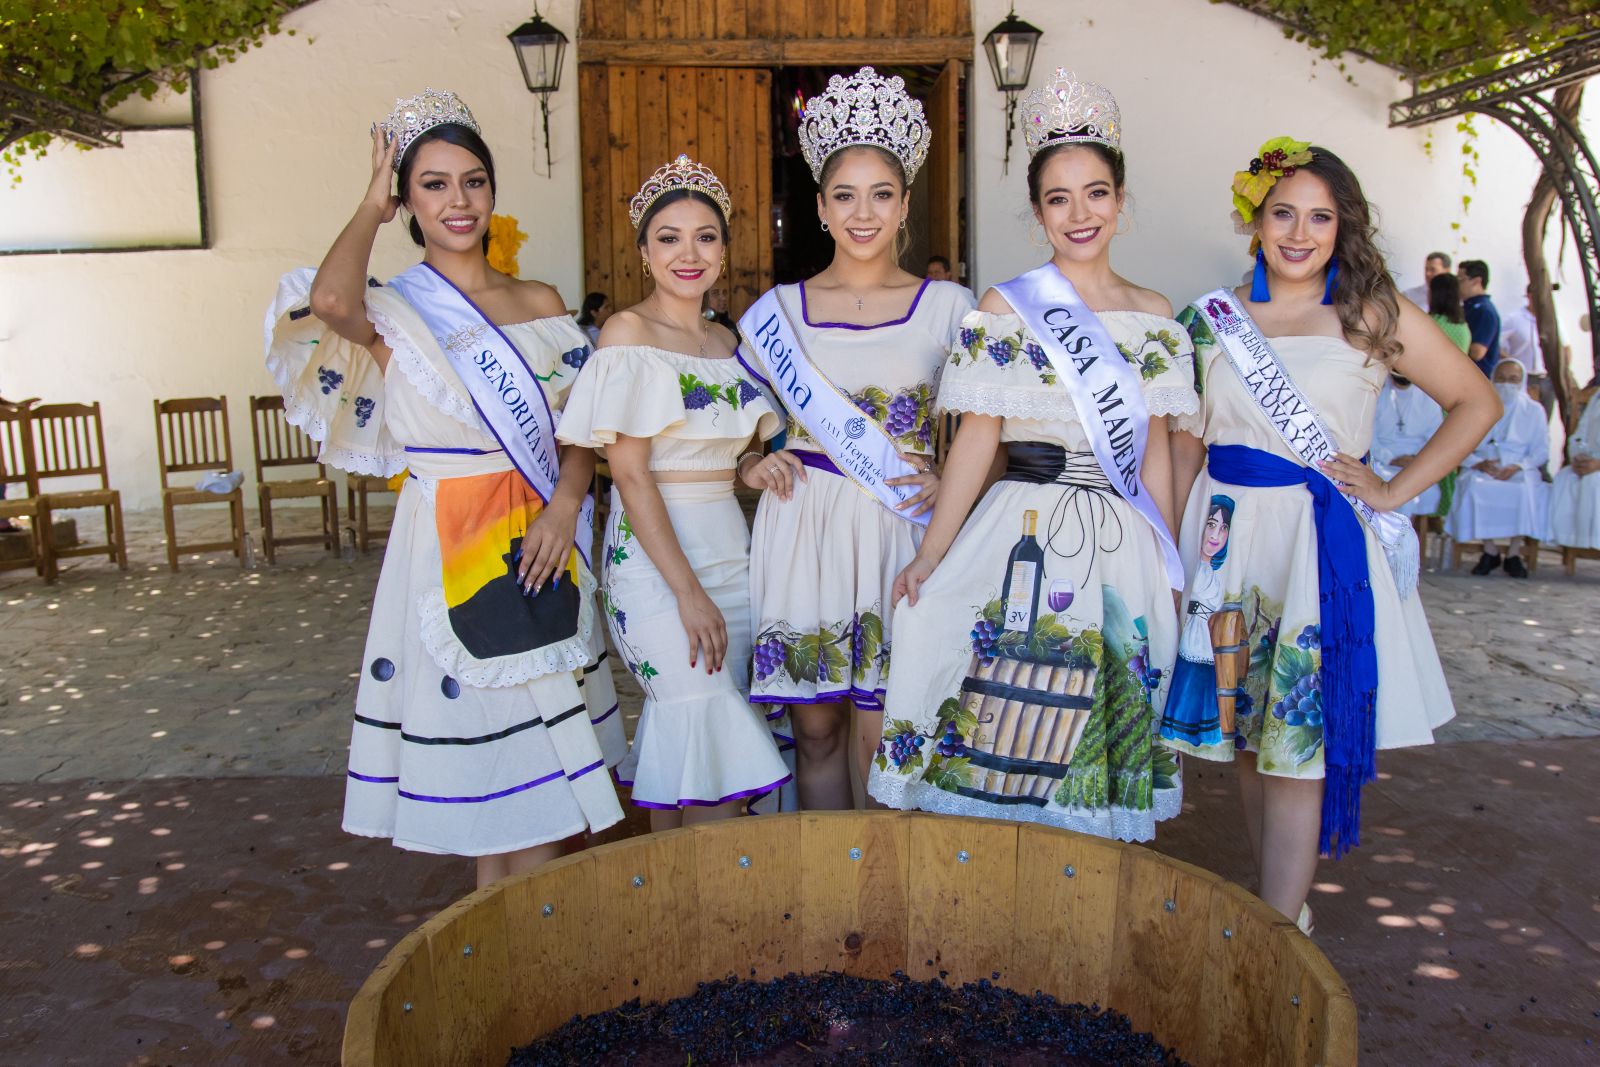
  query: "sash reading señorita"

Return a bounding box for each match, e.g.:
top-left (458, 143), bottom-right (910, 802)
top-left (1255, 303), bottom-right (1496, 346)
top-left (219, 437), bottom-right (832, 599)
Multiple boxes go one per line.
top-left (387, 263), bottom-right (596, 664)
top-left (994, 263), bottom-right (1184, 591)
top-left (737, 290), bottom-right (930, 526)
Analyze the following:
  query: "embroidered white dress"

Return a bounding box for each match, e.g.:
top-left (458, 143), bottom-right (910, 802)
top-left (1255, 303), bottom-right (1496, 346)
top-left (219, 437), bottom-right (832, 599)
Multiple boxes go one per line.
top-left (1159, 313), bottom-right (1454, 777)
top-left (264, 269), bottom-right (624, 856)
top-left (1372, 381), bottom-right (1446, 517)
top-left (866, 309), bottom-right (1195, 841)
top-left (558, 346), bottom-right (794, 810)
top-left (746, 279), bottom-right (975, 710)
top-left (1551, 396), bottom-right (1600, 550)
top-left (1445, 391), bottom-right (1551, 543)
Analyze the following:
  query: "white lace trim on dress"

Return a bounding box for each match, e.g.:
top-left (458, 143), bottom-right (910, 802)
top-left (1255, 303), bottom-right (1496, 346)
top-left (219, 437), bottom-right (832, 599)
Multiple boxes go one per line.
top-left (416, 565), bottom-right (600, 688)
top-left (937, 380), bottom-right (1076, 421)
top-left (866, 764), bottom-right (1182, 843)
top-left (370, 304), bottom-right (483, 432)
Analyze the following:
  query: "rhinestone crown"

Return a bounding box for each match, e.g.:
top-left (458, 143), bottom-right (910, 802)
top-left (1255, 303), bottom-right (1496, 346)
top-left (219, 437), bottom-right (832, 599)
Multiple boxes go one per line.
top-left (1019, 69), bottom-right (1121, 156)
top-left (628, 154), bottom-right (733, 229)
top-left (380, 88), bottom-right (482, 171)
top-left (798, 66), bottom-right (932, 184)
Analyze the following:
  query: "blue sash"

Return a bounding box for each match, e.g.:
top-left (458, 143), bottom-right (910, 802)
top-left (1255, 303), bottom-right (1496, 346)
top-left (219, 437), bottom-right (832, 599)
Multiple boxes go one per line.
top-left (1208, 444), bottom-right (1376, 858)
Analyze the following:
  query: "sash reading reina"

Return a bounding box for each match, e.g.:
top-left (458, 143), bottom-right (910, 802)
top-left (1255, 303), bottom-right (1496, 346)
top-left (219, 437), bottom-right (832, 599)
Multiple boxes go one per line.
top-left (737, 289), bottom-right (930, 526)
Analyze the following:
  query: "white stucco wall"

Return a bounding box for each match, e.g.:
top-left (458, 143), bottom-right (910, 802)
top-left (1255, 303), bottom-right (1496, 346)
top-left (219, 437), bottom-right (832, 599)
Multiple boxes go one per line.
top-left (966, 0), bottom-right (1596, 383)
top-left (0, 0), bottom-right (1593, 511)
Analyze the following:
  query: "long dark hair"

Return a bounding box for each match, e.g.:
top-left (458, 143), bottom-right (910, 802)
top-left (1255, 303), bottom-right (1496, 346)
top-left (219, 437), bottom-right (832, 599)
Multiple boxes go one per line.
top-left (576, 292), bottom-right (608, 326)
top-left (396, 123), bottom-right (497, 253)
top-left (1428, 272), bottom-right (1465, 324)
top-left (1286, 146), bottom-right (1403, 365)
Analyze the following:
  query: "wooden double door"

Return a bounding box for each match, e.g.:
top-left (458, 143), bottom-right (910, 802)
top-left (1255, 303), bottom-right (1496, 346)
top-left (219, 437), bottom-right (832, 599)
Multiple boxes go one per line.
top-left (579, 60), bottom-right (965, 316)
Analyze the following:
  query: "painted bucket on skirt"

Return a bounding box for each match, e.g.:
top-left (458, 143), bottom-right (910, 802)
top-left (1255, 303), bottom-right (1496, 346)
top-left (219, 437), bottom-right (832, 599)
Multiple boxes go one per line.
top-left (954, 645), bottom-right (1098, 807)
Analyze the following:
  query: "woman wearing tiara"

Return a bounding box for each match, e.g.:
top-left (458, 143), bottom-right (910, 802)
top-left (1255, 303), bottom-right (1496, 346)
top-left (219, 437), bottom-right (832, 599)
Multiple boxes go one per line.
top-left (559, 156), bottom-right (792, 829)
top-left (736, 67), bottom-right (976, 810)
top-left (264, 90), bottom-right (624, 887)
top-left (866, 72), bottom-right (1194, 842)
top-left (1160, 138), bottom-right (1497, 928)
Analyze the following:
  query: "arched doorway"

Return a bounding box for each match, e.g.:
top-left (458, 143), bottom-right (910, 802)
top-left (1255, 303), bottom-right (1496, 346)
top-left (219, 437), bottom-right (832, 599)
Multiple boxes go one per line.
top-left (576, 0), bottom-right (973, 314)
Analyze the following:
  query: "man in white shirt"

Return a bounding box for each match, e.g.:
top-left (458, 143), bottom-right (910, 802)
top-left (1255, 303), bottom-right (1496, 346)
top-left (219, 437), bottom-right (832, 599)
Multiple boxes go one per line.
top-left (1401, 251), bottom-right (1452, 309)
top-left (1446, 360), bottom-right (1551, 577)
top-left (1372, 374), bottom-right (1446, 516)
top-left (1499, 285), bottom-right (1553, 416)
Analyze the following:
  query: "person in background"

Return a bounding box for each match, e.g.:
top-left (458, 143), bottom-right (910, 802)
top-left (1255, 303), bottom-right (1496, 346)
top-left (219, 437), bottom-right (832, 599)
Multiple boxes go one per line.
top-left (1401, 250), bottom-right (1451, 309)
top-left (1458, 259), bottom-right (1500, 377)
top-left (1550, 384), bottom-right (1600, 552)
top-left (1500, 285), bottom-right (1554, 417)
top-left (702, 284), bottom-right (736, 332)
top-left (577, 291), bottom-right (611, 345)
top-left (1446, 359), bottom-right (1550, 578)
top-left (925, 254), bottom-right (953, 281)
top-left (1426, 273), bottom-right (1470, 354)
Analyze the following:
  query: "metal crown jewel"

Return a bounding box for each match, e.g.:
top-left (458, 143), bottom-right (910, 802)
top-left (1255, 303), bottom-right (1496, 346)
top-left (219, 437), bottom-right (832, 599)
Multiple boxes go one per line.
top-left (798, 66), bottom-right (932, 184)
top-left (1019, 69), bottom-right (1121, 156)
top-left (628, 154), bottom-right (733, 229)
top-left (380, 88), bottom-right (482, 171)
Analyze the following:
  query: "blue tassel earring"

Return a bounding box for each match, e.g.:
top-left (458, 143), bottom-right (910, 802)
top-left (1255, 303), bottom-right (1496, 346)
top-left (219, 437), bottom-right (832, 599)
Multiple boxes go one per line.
top-left (1250, 248), bottom-right (1271, 302)
top-left (1322, 256), bottom-right (1340, 305)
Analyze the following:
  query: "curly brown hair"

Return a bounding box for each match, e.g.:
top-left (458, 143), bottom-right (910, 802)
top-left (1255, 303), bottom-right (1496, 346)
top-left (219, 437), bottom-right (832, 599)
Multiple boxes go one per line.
top-left (1269, 146), bottom-right (1403, 366)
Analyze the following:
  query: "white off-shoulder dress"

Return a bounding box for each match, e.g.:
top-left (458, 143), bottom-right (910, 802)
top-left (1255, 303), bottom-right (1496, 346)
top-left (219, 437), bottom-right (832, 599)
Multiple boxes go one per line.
top-left (867, 309), bottom-right (1196, 841)
top-left (558, 345), bottom-right (794, 810)
top-left (746, 279), bottom-right (975, 711)
top-left (264, 269), bottom-right (625, 855)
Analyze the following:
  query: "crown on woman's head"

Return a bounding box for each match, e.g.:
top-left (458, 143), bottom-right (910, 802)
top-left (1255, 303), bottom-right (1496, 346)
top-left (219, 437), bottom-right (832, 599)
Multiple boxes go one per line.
top-left (628, 154), bottom-right (733, 229)
top-left (1019, 70), bottom-right (1120, 157)
top-left (798, 66), bottom-right (932, 184)
top-left (380, 88), bottom-right (481, 171)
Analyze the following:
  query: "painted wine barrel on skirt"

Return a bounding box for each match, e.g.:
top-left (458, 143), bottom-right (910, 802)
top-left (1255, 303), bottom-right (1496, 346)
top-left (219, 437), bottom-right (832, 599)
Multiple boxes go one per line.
top-left (956, 648), bottom-right (1098, 804)
top-left (1209, 603), bottom-right (1250, 737)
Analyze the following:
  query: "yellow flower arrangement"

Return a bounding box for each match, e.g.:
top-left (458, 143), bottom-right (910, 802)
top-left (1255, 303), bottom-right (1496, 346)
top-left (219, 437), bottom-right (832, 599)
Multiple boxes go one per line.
top-left (1230, 136), bottom-right (1313, 225)
top-left (486, 213), bottom-right (528, 276)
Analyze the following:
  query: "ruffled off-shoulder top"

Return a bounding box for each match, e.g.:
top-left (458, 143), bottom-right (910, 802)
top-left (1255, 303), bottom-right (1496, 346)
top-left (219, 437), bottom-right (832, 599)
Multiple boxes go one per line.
top-left (557, 345), bottom-right (782, 471)
top-left (940, 309), bottom-right (1200, 448)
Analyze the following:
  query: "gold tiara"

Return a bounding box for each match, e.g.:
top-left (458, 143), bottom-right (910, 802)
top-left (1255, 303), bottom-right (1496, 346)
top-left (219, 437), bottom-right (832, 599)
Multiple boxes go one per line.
top-left (628, 154), bottom-right (733, 229)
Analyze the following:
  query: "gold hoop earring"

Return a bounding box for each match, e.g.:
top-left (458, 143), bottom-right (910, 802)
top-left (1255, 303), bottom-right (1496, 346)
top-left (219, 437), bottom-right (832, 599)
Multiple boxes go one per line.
top-left (1029, 222), bottom-right (1048, 248)
top-left (641, 255), bottom-right (651, 279)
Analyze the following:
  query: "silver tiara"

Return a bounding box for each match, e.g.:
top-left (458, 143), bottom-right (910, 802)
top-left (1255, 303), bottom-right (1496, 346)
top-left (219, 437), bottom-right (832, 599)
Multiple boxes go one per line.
top-left (629, 154), bottom-right (733, 228)
top-left (798, 67), bottom-right (932, 184)
top-left (380, 88), bottom-right (481, 171)
top-left (1019, 69), bottom-right (1120, 156)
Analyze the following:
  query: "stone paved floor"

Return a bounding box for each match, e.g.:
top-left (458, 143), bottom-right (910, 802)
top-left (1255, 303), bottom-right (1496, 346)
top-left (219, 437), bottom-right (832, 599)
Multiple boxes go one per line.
top-left (2, 506), bottom-right (1599, 1065)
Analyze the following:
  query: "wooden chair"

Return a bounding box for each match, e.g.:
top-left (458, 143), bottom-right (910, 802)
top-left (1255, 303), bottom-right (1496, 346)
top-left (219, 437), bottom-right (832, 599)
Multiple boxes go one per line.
top-left (1450, 536), bottom-right (1540, 574)
top-left (346, 475), bottom-right (394, 554)
top-left (154, 397), bottom-right (247, 571)
top-left (0, 404), bottom-right (51, 579)
top-left (29, 402), bottom-right (128, 580)
top-left (1410, 513), bottom-right (1446, 570)
top-left (250, 396), bottom-right (340, 563)
top-left (1561, 546), bottom-right (1600, 575)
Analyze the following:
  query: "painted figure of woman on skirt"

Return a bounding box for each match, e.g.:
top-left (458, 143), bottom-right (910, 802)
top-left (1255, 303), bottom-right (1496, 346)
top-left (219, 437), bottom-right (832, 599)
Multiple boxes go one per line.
top-left (264, 90), bottom-right (625, 888)
top-left (558, 155), bottom-right (792, 830)
top-left (1161, 137), bottom-right (1499, 928)
top-left (736, 67), bottom-right (975, 810)
top-left (866, 72), bottom-right (1194, 841)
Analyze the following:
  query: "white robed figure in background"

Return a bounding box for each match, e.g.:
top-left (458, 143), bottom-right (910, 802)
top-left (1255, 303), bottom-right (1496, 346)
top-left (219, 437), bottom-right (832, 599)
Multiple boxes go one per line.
top-left (1371, 374), bottom-right (1446, 517)
top-left (1550, 390), bottom-right (1600, 550)
top-left (1446, 360), bottom-right (1550, 577)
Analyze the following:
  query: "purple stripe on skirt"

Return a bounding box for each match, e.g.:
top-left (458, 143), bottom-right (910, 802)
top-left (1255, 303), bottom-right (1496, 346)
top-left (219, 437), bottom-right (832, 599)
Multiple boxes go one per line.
top-left (347, 770), bottom-right (400, 784)
top-left (398, 768), bottom-right (564, 804)
top-left (630, 773), bottom-right (795, 810)
top-left (591, 703), bottom-right (620, 726)
top-left (753, 687), bottom-right (886, 711)
top-left (566, 759), bottom-right (605, 781)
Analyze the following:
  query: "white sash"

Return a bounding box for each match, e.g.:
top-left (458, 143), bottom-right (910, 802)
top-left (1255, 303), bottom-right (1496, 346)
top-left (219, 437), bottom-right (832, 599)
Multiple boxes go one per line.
top-left (738, 288), bottom-right (929, 526)
top-left (386, 263), bottom-right (594, 564)
top-left (995, 264), bottom-right (1184, 590)
top-left (1192, 289), bottom-right (1419, 598)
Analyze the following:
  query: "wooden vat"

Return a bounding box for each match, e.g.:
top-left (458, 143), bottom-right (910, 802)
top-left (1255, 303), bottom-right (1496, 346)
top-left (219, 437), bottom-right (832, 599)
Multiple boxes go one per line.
top-left (344, 812), bottom-right (1356, 1066)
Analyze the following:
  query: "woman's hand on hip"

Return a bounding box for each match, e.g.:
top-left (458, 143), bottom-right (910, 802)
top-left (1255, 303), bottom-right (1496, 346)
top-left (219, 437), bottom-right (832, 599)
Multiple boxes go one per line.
top-left (516, 500), bottom-right (579, 594)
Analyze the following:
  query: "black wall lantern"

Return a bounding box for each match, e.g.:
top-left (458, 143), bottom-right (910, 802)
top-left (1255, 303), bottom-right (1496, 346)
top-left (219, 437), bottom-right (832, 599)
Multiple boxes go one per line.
top-left (982, 6), bottom-right (1043, 175)
top-left (507, 7), bottom-right (569, 174)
